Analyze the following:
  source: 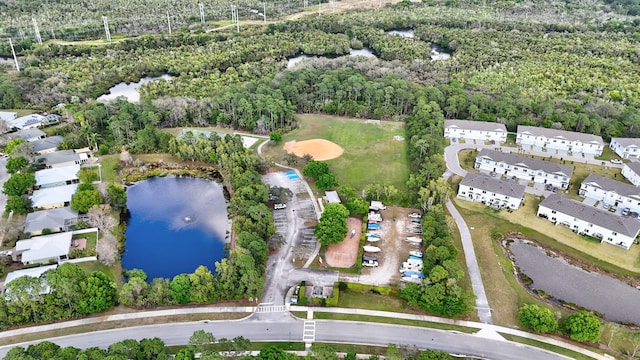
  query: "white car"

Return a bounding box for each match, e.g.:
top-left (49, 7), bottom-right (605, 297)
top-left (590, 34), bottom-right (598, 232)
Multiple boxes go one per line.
top-left (610, 159), bottom-right (623, 164)
top-left (408, 212), bottom-right (421, 219)
top-left (274, 204), bottom-right (287, 210)
top-left (362, 260), bottom-right (379, 267)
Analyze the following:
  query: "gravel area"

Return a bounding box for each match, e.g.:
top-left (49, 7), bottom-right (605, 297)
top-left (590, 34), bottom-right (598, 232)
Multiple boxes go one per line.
top-left (510, 240), bottom-right (640, 324)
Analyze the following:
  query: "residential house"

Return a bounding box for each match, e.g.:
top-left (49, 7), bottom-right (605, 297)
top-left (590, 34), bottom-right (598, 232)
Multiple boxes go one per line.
top-left (34, 165), bottom-right (80, 189)
top-left (16, 128), bottom-right (46, 142)
top-left (610, 138), bottom-right (640, 160)
top-left (15, 232), bottom-right (72, 265)
top-left (31, 184), bottom-right (78, 210)
top-left (35, 150), bottom-right (89, 168)
top-left (457, 172), bottom-right (526, 209)
top-left (7, 114), bottom-right (46, 130)
top-left (30, 136), bottom-right (64, 154)
top-left (0, 111), bottom-right (17, 123)
top-left (537, 194), bottom-right (640, 249)
top-left (579, 174), bottom-right (640, 212)
top-left (24, 207), bottom-right (79, 235)
top-left (3, 264), bottom-right (57, 295)
top-left (43, 114), bottom-right (61, 126)
top-left (475, 149), bottom-right (573, 189)
top-left (516, 125), bottom-right (604, 156)
top-left (444, 120), bottom-right (508, 143)
top-left (324, 191), bottom-right (341, 204)
top-left (622, 162), bottom-right (640, 187)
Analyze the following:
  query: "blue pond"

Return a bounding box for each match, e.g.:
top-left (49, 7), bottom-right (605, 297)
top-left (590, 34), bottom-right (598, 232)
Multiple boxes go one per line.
top-left (122, 176), bottom-right (228, 280)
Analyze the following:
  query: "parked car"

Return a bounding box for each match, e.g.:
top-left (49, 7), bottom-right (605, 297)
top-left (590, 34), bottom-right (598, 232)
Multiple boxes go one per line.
top-left (274, 204), bottom-right (287, 210)
top-left (0, 250), bottom-right (11, 256)
top-left (622, 207), bottom-right (631, 216)
top-left (362, 255), bottom-right (377, 262)
top-left (408, 212), bottom-right (421, 219)
top-left (362, 260), bottom-right (379, 267)
top-left (610, 159), bottom-right (623, 164)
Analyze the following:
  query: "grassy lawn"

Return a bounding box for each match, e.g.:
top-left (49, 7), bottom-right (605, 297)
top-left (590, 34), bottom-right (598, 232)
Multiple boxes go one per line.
top-left (0, 108), bottom-right (37, 117)
top-left (595, 145), bottom-right (619, 161)
top-left (500, 334), bottom-right (603, 360)
top-left (313, 312), bottom-right (477, 333)
top-left (97, 154), bottom-right (120, 183)
top-left (262, 114), bottom-right (408, 192)
top-left (75, 260), bottom-right (118, 280)
top-left (73, 230), bottom-right (97, 251)
top-left (336, 290), bottom-right (410, 312)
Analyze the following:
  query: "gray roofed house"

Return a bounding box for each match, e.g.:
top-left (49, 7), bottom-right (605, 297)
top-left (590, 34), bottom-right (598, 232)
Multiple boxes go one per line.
top-left (537, 194), bottom-right (640, 249)
top-left (610, 138), bottom-right (640, 159)
top-left (580, 174), bottom-right (640, 199)
top-left (15, 232), bottom-right (72, 265)
top-left (457, 172), bottom-right (526, 209)
top-left (35, 150), bottom-right (89, 168)
top-left (476, 149), bottom-right (573, 177)
top-left (444, 120), bottom-right (507, 132)
top-left (30, 136), bottom-right (64, 154)
top-left (517, 126), bottom-right (604, 145)
top-left (444, 120), bottom-right (508, 143)
top-left (460, 172), bottom-right (526, 198)
top-left (24, 207), bottom-right (79, 235)
top-left (0, 111), bottom-right (17, 123)
top-left (16, 128), bottom-right (46, 142)
top-left (622, 161), bottom-right (640, 187)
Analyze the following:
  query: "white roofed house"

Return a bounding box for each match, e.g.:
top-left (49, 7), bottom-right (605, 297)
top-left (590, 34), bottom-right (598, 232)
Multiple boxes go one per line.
top-left (516, 125), bottom-right (604, 156)
top-left (2, 264), bottom-right (57, 296)
top-left (579, 174), bottom-right (640, 213)
top-left (444, 120), bottom-right (508, 143)
top-left (622, 162), bottom-right (640, 187)
top-left (537, 194), bottom-right (640, 249)
top-left (34, 165), bottom-right (80, 189)
top-left (7, 114), bottom-right (46, 130)
top-left (475, 149), bottom-right (573, 190)
top-left (457, 172), bottom-right (526, 209)
top-left (31, 184), bottom-right (78, 210)
top-left (610, 138), bottom-right (640, 160)
top-left (24, 207), bottom-right (79, 236)
top-left (15, 232), bottom-right (72, 265)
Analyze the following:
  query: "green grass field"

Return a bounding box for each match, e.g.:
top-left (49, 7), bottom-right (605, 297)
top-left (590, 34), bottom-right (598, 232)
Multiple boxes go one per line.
top-left (263, 114), bottom-right (408, 192)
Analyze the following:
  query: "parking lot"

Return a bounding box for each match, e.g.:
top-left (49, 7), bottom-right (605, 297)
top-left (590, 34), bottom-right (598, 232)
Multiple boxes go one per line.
top-left (347, 206), bottom-right (423, 286)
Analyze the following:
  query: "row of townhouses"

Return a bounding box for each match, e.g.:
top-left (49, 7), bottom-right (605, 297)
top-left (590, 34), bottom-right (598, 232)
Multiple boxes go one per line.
top-left (444, 120), bottom-right (605, 156)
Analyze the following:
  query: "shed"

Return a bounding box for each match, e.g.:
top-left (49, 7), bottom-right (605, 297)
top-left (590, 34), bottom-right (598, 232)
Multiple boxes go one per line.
top-left (325, 191), bottom-right (341, 204)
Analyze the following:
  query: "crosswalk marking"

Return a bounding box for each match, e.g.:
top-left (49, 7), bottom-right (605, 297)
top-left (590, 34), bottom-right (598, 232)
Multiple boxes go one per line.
top-left (303, 320), bottom-right (315, 342)
top-left (255, 305), bottom-right (286, 313)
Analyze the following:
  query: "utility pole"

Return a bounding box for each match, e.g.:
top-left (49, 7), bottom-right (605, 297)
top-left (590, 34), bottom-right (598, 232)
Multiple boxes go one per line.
top-left (102, 16), bottom-right (112, 42)
top-left (32, 18), bottom-right (42, 45)
top-left (166, 12), bottom-right (172, 34)
top-left (50, 28), bottom-right (56, 40)
top-left (199, 3), bottom-right (205, 24)
top-left (231, 5), bottom-right (239, 32)
top-left (9, 38), bottom-right (20, 72)
top-left (331, 0), bottom-right (336, 12)
top-left (263, 2), bottom-right (267, 23)
top-left (303, 0), bottom-right (308, 8)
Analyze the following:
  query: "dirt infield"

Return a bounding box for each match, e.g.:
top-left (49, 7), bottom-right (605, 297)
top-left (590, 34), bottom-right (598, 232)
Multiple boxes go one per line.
top-left (325, 218), bottom-right (362, 268)
top-left (283, 139), bottom-right (344, 161)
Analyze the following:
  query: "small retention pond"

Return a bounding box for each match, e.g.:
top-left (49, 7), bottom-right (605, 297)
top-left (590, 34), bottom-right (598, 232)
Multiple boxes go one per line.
top-left (122, 176), bottom-right (228, 280)
top-left (510, 239), bottom-right (640, 325)
top-left (97, 74), bottom-right (172, 103)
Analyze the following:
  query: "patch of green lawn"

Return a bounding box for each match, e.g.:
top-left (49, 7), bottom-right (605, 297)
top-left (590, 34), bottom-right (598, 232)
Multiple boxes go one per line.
top-left (500, 334), bottom-right (602, 360)
top-left (98, 154), bottom-right (120, 183)
top-left (75, 260), bottom-right (118, 280)
top-left (73, 231), bottom-right (97, 251)
top-left (263, 114), bottom-right (408, 193)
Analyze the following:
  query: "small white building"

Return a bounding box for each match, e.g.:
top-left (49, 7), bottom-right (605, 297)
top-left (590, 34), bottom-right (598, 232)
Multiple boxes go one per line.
top-left (324, 191), bottom-right (341, 204)
top-left (15, 232), bottom-right (72, 265)
top-left (579, 174), bottom-right (640, 212)
top-left (31, 183), bottom-right (78, 210)
top-left (475, 149), bottom-right (573, 189)
top-left (34, 165), bottom-right (80, 189)
top-left (516, 125), bottom-right (604, 156)
top-left (622, 162), bottom-right (640, 187)
top-left (610, 138), bottom-right (640, 160)
top-left (444, 120), bottom-right (508, 143)
top-left (537, 194), bottom-right (640, 249)
top-left (457, 172), bottom-right (525, 209)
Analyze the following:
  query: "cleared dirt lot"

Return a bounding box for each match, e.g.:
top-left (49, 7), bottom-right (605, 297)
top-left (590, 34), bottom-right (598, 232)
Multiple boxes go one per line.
top-left (354, 206), bottom-right (423, 286)
top-left (326, 217), bottom-right (361, 267)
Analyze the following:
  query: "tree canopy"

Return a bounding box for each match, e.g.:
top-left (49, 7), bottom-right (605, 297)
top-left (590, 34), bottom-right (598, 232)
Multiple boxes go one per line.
top-left (518, 304), bottom-right (558, 334)
top-left (562, 311), bottom-right (601, 343)
top-left (314, 203), bottom-right (349, 245)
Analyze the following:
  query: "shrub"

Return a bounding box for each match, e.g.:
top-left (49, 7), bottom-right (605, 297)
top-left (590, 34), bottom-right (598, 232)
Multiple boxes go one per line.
top-left (562, 311), bottom-right (601, 343)
top-left (518, 304), bottom-right (558, 333)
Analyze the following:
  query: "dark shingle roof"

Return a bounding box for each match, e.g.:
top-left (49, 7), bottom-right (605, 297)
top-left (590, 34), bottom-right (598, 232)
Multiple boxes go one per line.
top-left (624, 162), bottom-right (640, 176)
top-left (477, 149), bottom-right (573, 178)
top-left (582, 174), bottom-right (640, 199)
top-left (539, 194), bottom-right (640, 237)
top-left (30, 136), bottom-right (63, 153)
top-left (517, 125), bottom-right (604, 145)
top-left (460, 172), bottom-right (525, 198)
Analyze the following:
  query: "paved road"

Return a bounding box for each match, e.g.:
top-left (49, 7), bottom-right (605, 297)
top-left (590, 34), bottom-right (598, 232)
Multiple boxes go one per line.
top-left (0, 318), bottom-right (571, 360)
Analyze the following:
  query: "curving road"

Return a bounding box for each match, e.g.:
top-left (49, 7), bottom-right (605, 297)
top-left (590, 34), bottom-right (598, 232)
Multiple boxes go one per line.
top-left (0, 317), bottom-right (571, 360)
